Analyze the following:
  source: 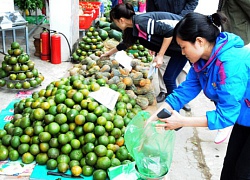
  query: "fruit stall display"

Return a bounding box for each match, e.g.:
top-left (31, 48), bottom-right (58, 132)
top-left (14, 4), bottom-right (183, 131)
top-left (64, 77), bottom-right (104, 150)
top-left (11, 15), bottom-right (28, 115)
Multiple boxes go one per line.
top-left (0, 42), bottom-right (44, 90)
top-left (69, 53), bottom-right (155, 111)
top-left (72, 23), bottom-right (153, 64)
top-left (0, 73), bottom-right (145, 179)
top-left (72, 27), bottom-right (106, 63)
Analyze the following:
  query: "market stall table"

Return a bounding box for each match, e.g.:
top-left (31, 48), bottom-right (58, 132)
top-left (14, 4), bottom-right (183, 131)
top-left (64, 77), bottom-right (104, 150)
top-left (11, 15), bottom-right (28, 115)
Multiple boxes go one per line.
top-left (0, 24), bottom-right (29, 55)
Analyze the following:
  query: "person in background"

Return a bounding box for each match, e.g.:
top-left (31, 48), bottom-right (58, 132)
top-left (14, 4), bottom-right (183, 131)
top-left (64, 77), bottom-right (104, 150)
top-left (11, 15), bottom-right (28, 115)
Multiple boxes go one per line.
top-left (218, 0), bottom-right (250, 45)
top-left (146, 0), bottom-right (199, 112)
top-left (215, 0), bottom-right (250, 144)
top-left (101, 4), bottom-right (188, 107)
top-left (146, 12), bottom-right (250, 179)
top-left (111, 0), bottom-right (119, 8)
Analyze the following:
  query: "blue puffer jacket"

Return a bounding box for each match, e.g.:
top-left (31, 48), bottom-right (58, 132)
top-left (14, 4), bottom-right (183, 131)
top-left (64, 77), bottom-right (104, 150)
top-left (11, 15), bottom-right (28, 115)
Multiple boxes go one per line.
top-left (166, 32), bottom-right (250, 130)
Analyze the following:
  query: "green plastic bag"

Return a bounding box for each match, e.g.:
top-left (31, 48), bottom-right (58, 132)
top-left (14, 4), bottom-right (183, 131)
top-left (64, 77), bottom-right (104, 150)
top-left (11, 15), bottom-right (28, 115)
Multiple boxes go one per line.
top-left (124, 111), bottom-right (175, 178)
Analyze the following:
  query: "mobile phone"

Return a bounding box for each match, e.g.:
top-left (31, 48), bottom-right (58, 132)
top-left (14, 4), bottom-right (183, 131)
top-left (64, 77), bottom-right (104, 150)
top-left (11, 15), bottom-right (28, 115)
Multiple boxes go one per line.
top-left (157, 108), bottom-right (181, 131)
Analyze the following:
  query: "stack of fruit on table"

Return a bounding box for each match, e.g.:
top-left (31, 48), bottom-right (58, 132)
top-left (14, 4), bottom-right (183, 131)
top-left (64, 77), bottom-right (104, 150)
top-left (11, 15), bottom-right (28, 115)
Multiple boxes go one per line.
top-left (0, 42), bottom-right (44, 90)
top-left (72, 27), bottom-right (106, 63)
top-left (0, 74), bottom-right (143, 180)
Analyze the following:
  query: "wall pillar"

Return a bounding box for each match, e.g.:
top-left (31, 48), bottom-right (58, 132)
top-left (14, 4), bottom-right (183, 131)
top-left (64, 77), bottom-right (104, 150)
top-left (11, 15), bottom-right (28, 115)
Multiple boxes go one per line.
top-left (49, 0), bottom-right (79, 62)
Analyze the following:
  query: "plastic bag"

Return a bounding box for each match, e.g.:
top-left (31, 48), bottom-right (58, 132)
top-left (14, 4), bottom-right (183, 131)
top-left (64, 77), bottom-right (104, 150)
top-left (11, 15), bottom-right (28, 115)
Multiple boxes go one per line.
top-left (124, 111), bottom-right (175, 178)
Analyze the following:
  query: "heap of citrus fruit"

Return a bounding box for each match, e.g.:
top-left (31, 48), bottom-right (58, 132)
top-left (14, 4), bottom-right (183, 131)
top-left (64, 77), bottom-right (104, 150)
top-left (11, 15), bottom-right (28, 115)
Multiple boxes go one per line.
top-left (72, 27), bottom-right (105, 63)
top-left (127, 41), bottom-right (153, 63)
top-left (0, 42), bottom-right (44, 89)
top-left (0, 74), bottom-right (142, 180)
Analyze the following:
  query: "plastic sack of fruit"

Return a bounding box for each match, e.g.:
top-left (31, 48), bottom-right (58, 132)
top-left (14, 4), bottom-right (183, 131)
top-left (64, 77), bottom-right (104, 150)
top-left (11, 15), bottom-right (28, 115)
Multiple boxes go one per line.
top-left (124, 111), bottom-right (175, 178)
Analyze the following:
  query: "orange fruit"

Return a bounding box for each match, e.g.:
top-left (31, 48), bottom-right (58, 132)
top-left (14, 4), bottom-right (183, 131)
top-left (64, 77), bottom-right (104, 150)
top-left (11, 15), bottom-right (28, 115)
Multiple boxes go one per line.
top-left (0, 145), bottom-right (9, 161)
top-left (48, 147), bottom-right (60, 159)
top-left (82, 165), bottom-right (94, 176)
top-left (9, 149), bottom-right (19, 161)
top-left (72, 92), bottom-right (84, 103)
top-left (61, 143), bottom-right (72, 154)
top-left (40, 102), bottom-right (50, 111)
top-left (93, 169), bottom-right (107, 180)
top-left (56, 103), bottom-right (68, 113)
top-left (48, 122), bottom-right (60, 135)
top-left (71, 165), bottom-right (82, 176)
top-left (70, 139), bottom-right (81, 149)
top-left (98, 135), bottom-right (109, 146)
top-left (96, 157), bottom-right (111, 170)
top-left (60, 123), bottom-right (70, 133)
top-left (115, 136), bottom-right (125, 147)
top-left (49, 138), bottom-right (59, 148)
top-left (29, 144), bottom-right (40, 156)
top-left (83, 122), bottom-right (95, 133)
top-left (74, 114), bottom-right (85, 125)
top-left (84, 133), bottom-right (96, 144)
top-left (88, 101), bottom-right (99, 112)
top-left (18, 143), bottom-right (29, 155)
top-left (105, 121), bottom-right (114, 132)
top-left (58, 162), bottom-right (69, 173)
top-left (58, 134), bottom-right (69, 145)
top-left (86, 113), bottom-right (97, 123)
top-left (57, 154), bottom-right (70, 164)
top-left (33, 108), bottom-right (45, 121)
top-left (39, 142), bottom-right (50, 152)
top-left (115, 147), bottom-right (128, 161)
top-left (54, 93), bottom-right (66, 104)
top-left (66, 109), bottom-right (79, 123)
top-left (82, 142), bottom-right (95, 154)
top-left (70, 149), bottom-right (83, 161)
top-left (22, 152), bottom-right (34, 164)
top-left (33, 125), bottom-right (44, 135)
top-left (94, 125), bottom-right (105, 136)
top-left (20, 134), bottom-right (31, 144)
top-left (69, 160), bottom-right (80, 169)
top-left (66, 131), bottom-right (75, 141)
top-left (46, 159), bottom-right (58, 170)
top-left (94, 145), bottom-right (107, 157)
top-left (111, 157), bottom-right (121, 167)
top-left (39, 132), bottom-right (51, 142)
top-left (85, 152), bottom-right (97, 166)
top-left (55, 113), bottom-right (67, 125)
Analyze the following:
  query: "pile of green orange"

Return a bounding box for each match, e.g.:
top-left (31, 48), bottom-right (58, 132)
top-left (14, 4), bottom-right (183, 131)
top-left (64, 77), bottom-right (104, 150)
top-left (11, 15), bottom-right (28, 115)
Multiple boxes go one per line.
top-left (0, 74), bottom-right (142, 180)
top-left (0, 42), bottom-right (44, 89)
top-left (72, 27), bottom-right (105, 63)
top-left (127, 42), bottom-right (153, 63)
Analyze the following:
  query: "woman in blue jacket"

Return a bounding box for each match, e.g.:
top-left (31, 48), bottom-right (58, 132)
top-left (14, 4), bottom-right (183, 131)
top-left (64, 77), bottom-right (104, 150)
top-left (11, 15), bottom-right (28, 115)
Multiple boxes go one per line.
top-left (101, 3), bottom-right (188, 106)
top-left (147, 12), bottom-right (250, 179)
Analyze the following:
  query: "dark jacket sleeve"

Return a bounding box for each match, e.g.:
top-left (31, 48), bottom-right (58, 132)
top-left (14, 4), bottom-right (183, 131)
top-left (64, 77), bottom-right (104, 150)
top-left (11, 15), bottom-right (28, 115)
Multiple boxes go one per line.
top-left (116, 42), bottom-right (128, 51)
top-left (179, 0), bottom-right (199, 17)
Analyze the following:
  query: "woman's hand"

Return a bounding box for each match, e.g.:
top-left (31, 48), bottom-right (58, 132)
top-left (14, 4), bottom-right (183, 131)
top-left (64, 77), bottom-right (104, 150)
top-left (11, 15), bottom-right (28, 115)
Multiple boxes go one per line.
top-left (156, 110), bottom-right (184, 130)
top-left (153, 54), bottom-right (164, 68)
top-left (100, 47), bottom-right (119, 59)
top-left (144, 113), bottom-right (158, 127)
top-left (100, 51), bottom-right (111, 58)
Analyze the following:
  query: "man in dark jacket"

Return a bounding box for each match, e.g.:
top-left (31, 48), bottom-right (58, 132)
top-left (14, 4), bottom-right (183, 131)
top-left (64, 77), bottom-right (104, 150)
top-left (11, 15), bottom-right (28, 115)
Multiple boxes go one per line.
top-left (147, 0), bottom-right (199, 17)
top-left (146, 0), bottom-right (198, 112)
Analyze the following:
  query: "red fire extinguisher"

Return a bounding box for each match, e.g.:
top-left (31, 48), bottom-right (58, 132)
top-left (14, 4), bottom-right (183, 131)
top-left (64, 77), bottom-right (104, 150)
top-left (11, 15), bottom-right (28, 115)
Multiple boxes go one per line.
top-left (40, 30), bottom-right (50, 61)
top-left (51, 33), bottom-right (61, 64)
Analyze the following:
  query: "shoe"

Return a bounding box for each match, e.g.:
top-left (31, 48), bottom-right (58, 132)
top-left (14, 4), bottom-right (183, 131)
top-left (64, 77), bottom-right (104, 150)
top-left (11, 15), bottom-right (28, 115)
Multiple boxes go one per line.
top-left (156, 92), bottom-right (167, 103)
top-left (214, 126), bottom-right (233, 144)
top-left (182, 104), bottom-right (191, 112)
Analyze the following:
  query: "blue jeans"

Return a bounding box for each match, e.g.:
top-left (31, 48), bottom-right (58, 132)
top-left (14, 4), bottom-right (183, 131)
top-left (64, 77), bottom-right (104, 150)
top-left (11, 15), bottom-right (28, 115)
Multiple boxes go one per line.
top-left (220, 123), bottom-right (250, 180)
top-left (163, 54), bottom-right (188, 95)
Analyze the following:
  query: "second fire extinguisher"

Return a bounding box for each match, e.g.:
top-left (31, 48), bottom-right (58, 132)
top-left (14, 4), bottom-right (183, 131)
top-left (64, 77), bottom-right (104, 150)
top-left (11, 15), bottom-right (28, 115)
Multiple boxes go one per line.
top-left (40, 30), bottom-right (50, 61)
top-left (51, 33), bottom-right (61, 64)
